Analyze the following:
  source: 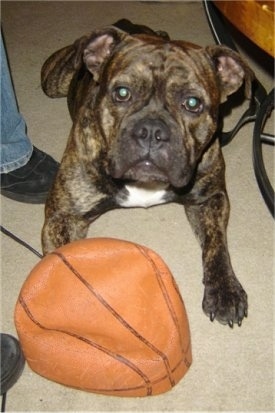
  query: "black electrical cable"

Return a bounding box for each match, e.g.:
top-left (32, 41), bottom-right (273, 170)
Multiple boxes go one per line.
top-left (0, 225), bottom-right (43, 259)
top-left (1, 393), bottom-right (7, 413)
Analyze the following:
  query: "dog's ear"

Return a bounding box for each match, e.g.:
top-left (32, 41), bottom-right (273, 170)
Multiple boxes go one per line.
top-left (82, 28), bottom-right (127, 81)
top-left (206, 45), bottom-right (254, 103)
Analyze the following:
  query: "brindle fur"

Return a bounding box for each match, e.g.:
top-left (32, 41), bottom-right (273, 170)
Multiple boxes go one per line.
top-left (41, 20), bottom-right (254, 327)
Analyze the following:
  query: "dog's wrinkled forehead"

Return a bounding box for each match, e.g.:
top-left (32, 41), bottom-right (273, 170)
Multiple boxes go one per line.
top-left (83, 28), bottom-right (254, 103)
top-left (107, 38), bottom-right (213, 84)
top-left (101, 38), bottom-right (220, 106)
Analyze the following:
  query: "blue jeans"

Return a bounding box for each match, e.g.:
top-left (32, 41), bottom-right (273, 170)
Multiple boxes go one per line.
top-left (0, 33), bottom-right (32, 173)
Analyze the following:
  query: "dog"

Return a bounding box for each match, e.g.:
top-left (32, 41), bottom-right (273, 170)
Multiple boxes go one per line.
top-left (41, 19), bottom-right (254, 327)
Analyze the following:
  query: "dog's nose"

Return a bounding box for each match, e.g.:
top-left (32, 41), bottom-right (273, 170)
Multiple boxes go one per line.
top-left (133, 119), bottom-right (170, 147)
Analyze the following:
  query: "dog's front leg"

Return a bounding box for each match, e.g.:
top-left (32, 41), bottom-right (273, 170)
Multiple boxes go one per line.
top-left (42, 195), bottom-right (117, 256)
top-left (42, 211), bottom-right (90, 255)
top-left (185, 191), bottom-right (248, 327)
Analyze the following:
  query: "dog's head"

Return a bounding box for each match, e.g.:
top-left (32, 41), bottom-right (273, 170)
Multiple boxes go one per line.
top-left (77, 26), bottom-right (254, 188)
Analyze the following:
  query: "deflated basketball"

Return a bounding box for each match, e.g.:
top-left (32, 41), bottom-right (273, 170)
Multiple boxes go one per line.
top-left (14, 238), bottom-right (192, 397)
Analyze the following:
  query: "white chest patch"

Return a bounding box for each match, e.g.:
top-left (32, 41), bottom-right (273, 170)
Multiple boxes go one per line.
top-left (118, 182), bottom-right (169, 208)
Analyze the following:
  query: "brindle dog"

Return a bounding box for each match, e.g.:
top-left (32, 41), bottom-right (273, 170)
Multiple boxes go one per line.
top-left (41, 19), bottom-right (254, 327)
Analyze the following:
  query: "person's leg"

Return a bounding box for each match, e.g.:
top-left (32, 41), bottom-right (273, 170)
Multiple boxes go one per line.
top-left (0, 33), bottom-right (59, 203)
top-left (0, 33), bottom-right (32, 173)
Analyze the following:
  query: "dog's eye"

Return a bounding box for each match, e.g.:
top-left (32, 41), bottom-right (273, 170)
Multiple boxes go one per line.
top-left (113, 87), bottom-right (132, 103)
top-left (182, 97), bottom-right (203, 113)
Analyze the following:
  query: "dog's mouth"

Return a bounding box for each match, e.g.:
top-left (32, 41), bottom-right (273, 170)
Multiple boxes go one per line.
top-left (109, 158), bottom-right (170, 184)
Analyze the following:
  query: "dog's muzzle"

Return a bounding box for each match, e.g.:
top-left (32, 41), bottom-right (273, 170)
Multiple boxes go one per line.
top-left (108, 116), bottom-right (194, 188)
top-left (109, 117), bottom-right (172, 183)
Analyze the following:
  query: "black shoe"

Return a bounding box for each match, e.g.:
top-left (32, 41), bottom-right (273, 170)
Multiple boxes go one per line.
top-left (1, 334), bottom-right (25, 396)
top-left (1, 147), bottom-right (59, 204)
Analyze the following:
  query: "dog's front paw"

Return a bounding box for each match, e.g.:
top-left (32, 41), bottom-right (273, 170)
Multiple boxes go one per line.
top-left (203, 277), bottom-right (248, 328)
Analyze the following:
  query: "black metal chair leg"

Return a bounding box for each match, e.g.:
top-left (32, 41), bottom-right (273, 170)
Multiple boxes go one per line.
top-left (203, 0), bottom-right (274, 216)
top-left (253, 89), bottom-right (275, 217)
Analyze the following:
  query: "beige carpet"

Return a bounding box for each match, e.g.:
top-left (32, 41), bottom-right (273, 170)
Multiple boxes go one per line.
top-left (1, 1), bottom-right (274, 411)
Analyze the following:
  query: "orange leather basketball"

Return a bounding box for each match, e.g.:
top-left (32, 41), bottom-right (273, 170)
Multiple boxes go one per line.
top-left (14, 238), bottom-right (192, 397)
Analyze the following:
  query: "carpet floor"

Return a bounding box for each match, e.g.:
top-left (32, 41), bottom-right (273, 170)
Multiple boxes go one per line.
top-left (1, 1), bottom-right (274, 411)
